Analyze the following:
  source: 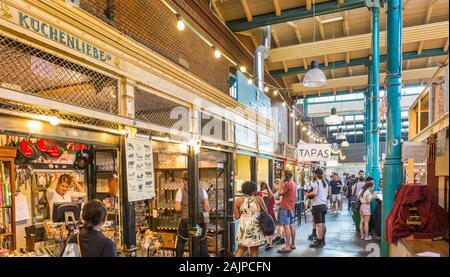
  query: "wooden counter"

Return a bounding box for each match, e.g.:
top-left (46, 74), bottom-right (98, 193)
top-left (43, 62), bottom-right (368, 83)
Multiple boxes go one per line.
top-left (390, 236), bottom-right (449, 257)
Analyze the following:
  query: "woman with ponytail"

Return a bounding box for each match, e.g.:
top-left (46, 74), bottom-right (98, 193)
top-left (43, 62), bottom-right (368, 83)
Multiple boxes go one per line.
top-left (67, 200), bottom-right (117, 257)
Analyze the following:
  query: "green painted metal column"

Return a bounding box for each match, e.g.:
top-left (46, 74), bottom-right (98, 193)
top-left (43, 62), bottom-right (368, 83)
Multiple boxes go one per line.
top-left (371, 6), bottom-right (381, 191)
top-left (382, 0), bottom-right (404, 257)
top-left (365, 62), bottom-right (373, 175)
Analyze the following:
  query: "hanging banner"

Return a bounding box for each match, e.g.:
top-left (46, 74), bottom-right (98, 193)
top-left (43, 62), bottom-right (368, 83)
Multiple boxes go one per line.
top-left (297, 144), bottom-right (332, 162)
top-left (125, 136), bottom-right (155, 202)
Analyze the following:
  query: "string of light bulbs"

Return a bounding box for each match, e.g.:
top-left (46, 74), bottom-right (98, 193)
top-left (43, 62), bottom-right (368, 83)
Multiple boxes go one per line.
top-left (160, 0), bottom-right (328, 144)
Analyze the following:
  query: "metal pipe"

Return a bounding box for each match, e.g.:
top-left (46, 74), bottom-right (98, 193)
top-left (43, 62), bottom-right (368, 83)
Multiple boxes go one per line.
top-left (254, 26), bottom-right (271, 91)
top-left (382, 0), bottom-right (404, 257)
top-left (371, 6), bottom-right (381, 190)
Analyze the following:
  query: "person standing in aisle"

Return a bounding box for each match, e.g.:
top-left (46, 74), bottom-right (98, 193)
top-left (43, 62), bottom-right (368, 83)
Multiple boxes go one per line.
top-left (329, 173), bottom-right (343, 214)
top-left (175, 172), bottom-right (209, 257)
top-left (272, 179), bottom-right (285, 245)
top-left (346, 174), bottom-right (356, 211)
top-left (352, 175), bottom-right (366, 200)
top-left (306, 168), bottom-right (329, 248)
top-left (234, 181), bottom-right (267, 257)
top-left (276, 170), bottom-right (297, 253)
top-left (65, 200), bottom-right (117, 257)
top-left (256, 181), bottom-right (276, 250)
top-left (358, 182), bottom-right (376, 240)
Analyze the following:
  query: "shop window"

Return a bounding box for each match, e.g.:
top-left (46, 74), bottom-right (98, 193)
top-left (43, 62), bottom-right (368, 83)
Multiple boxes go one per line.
top-left (0, 36), bottom-right (119, 114)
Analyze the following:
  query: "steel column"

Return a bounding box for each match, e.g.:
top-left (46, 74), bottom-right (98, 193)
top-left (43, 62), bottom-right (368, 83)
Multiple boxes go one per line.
top-left (366, 62), bottom-right (373, 175)
top-left (371, 6), bottom-right (381, 190)
top-left (382, 0), bottom-right (404, 257)
top-left (188, 146), bottom-right (200, 257)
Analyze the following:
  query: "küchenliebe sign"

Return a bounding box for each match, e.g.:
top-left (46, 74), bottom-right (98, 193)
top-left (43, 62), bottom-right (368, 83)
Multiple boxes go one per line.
top-left (16, 11), bottom-right (112, 63)
top-left (298, 144), bottom-right (332, 162)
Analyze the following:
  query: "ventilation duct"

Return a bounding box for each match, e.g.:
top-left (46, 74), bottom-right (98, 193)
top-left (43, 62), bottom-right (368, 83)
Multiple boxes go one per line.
top-left (254, 26), bottom-right (271, 92)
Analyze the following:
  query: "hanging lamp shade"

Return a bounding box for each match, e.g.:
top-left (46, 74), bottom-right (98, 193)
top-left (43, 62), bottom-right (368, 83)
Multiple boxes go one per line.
top-left (303, 60), bottom-right (327, 88)
top-left (325, 107), bottom-right (342, 125)
top-left (341, 140), bottom-right (350, 147)
top-left (336, 128), bottom-right (346, 140)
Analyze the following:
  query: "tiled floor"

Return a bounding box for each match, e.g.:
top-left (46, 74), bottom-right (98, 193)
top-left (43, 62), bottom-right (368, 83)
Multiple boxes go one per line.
top-left (259, 208), bottom-right (381, 257)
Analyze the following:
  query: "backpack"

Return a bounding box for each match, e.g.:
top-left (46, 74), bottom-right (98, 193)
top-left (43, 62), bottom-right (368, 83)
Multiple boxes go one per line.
top-left (61, 232), bottom-right (82, 257)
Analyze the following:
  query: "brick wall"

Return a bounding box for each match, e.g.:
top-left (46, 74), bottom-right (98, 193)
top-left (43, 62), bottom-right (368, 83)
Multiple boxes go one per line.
top-left (80, 0), bottom-right (233, 94)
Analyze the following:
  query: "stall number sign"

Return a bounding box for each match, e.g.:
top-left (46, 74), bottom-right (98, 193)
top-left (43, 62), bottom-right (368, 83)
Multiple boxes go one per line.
top-left (125, 136), bottom-right (155, 202)
top-left (298, 144), bottom-right (332, 162)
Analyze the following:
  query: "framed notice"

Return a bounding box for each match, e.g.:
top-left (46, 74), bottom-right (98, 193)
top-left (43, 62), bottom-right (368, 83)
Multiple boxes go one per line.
top-left (125, 136), bottom-right (155, 202)
top-left (298, 144), bottom-right (332, 162)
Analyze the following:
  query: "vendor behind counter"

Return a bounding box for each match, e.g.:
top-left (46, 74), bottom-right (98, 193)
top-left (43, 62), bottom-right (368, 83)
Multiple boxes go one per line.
top-left (46, 173), bottom-right (86, 217)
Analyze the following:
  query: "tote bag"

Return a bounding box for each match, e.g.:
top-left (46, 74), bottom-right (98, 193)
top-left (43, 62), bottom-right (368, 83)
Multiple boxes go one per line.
top-left (61, 232), bottom-right (82, 257)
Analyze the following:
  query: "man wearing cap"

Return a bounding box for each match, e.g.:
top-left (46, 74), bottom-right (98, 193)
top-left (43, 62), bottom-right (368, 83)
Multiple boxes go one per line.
top-left (175, 171), bottom-right (210, 257)
top-left (306, 168), bottom-right (329, 248)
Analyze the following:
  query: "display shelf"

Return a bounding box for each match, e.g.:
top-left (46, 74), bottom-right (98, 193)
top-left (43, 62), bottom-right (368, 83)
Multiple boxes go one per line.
top-left (0, 206), bottom-right (12, 209)
top-left (154, 168), bottom-right (188, 171)
top-left (0, 233), bottom-right (14, 237)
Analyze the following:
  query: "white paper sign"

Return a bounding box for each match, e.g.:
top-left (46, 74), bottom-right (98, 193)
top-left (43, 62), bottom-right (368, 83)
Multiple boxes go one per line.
top-left (298, 144), bottom-right (332, 162)
top-left (15, 193), bottom-right (31, 222)
top-left (125, 136), bottom-right (155, 202)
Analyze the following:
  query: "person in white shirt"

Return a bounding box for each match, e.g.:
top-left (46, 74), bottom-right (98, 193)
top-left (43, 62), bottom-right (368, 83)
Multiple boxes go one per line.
top-left (46, 173), bottom-right (86, 217)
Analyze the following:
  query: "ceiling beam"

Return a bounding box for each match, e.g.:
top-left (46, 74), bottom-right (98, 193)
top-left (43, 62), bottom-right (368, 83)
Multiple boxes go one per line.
top-left (226, 0), bottom-right (366, 32)
top-left (210, 0), bottom-right (224, 21)
top-left (273, 0), bottom-right (282, 16)
top-left (292, 67), bottom-right (444, 94)
top-left (418, 0), bottom-right (439, 54)
top-left (240, 0), bottom-right (253, 22)
top-left (270, 21), bottom-right (449, 63)
top-left (270, 48), bottom-right (448, 77)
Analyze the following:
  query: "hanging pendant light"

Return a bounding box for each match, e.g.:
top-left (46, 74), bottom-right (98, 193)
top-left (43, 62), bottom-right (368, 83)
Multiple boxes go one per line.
top-left (336, 127), bottom-right (346, 140)
top-left (325, 107), bottom-right (342, 125)
top-left (303, 60), bottom-right (327, 88)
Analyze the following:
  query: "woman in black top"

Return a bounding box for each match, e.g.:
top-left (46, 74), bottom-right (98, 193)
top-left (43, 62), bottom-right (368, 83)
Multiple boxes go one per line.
top-left (68, 200), bottom-right (117, 257)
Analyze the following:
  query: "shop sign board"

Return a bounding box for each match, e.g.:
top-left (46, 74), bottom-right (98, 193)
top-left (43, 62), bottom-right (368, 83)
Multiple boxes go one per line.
top-left (297, 144), bottom-right (332, 162)
top-left (125, 136), bottom-right (155, 202)
top-left (0, 5), bottom-right (117, 66)
top-left (402, 142), bottom-right (429, 162)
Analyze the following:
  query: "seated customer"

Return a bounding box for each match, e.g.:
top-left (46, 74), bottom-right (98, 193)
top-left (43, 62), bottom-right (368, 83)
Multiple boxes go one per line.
top-left (67, 200), bottom-right (117, 257)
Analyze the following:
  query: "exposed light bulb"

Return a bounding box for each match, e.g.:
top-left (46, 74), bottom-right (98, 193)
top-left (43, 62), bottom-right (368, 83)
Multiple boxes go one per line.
top-left (177, 19), bottom-right (185, 31)
top-left (28, 120), bottom-right (42, 131)
top-left (290, 112), bottom-right (295, 118)
top-left (307, 131), bottom-right (312, 136)
top-left (273, 90), bottom-right (278, 96)
top-left (282, 102), bottom-right (286, 107)
top-left (296, 121), bottom-right (300, 126)
top-left (239, 66), bottom-right (247, 73)
top-left (264, 86), bottom-right (269, 93)
top-left (48, 116), bottom-right (60, 126)
top-left (214, 49), bottom-right (221, 59)
top-left (302, 127), bottom-right (307, 131)
top-left (247, 79), bottom-right (254, 85)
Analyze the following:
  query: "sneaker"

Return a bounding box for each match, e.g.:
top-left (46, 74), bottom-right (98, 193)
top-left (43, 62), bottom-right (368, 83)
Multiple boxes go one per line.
top-left (309, 240), bottom-right (324, 248)
top-left (308, 234), bottom-right (317, 241)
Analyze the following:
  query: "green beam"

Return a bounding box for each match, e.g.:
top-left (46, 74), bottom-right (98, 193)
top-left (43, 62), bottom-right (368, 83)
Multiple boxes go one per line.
top-left (366, 62), bottom-right (373, 175)
top-left (270, 48), bottom-right (448, 77)
top-left (226, 0), bottom-right (366, 32)
top-left (315, 118), bottom-right (408, 128)
top-left (371, 6), bottom-right (381, 191)
top-left (382, 0), bottom-right (404, 257)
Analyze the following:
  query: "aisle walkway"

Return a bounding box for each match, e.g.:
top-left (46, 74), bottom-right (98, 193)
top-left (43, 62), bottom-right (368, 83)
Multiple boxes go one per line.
top-left (260, 208), bottom-right (380, 257)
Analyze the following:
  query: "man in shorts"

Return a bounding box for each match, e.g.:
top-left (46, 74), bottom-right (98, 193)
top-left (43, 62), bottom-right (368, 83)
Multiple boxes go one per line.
top-left (306, 168), bottom-right (329, 248)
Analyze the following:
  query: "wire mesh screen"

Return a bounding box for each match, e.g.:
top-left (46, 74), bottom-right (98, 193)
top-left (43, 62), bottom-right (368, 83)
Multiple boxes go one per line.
top-left (0, 36), bottom-right (119, 114)
top-left (0, 98), bottom-right (121, 130)
top-left (200, 112), bottom-right (229, 142)
top-left (134, 87), bottom-right (190, 130)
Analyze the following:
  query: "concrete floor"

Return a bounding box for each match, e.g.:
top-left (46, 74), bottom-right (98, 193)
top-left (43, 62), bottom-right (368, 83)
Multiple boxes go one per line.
top-left (259, 208), bottom-right (381, 257)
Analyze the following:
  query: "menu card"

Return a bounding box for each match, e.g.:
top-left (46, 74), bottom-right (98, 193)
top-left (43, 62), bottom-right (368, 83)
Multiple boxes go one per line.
top-left (125, 136), bottom-right (155, 202)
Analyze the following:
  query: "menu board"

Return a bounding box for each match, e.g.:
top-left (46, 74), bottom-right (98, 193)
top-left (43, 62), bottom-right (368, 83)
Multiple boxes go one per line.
top-left (125, 136), bottom-right (155, 202)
